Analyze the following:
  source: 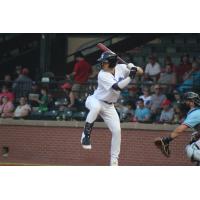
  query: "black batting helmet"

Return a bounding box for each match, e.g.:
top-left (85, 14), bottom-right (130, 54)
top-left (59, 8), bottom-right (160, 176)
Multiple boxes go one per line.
top-left (97, 51), bottom-right (118, 68)
top-left (184, 92), bottom-right (200, 106)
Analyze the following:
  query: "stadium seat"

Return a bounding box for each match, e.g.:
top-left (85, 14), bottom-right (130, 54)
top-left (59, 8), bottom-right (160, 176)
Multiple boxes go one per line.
top-left (158, 57), bottom-right (165, 66)
top-left (133, 56), bottom-right (144, 66)
top-left (142, 46), bottom-right (152, 55)
top-left (151, 45), bottom-right (165, 53)
top-left (62, 110), bottom-right (73, 120)
top-left (72, 111), bottom-right (87, 121)
top-left (171, 56), bottom-right (180, 65)
top-left (28, 111), bottom-right (44, 120)
top-left (166, 47), bottom-right (176, 54)
top-left (160, 37), bottom-right (173, 44)
top-left (43, 110), bottom-right (58, 120)
top-left (185, 38), bottom-right (197, 44)
top-left (173, 37), bottom-right (184, 44)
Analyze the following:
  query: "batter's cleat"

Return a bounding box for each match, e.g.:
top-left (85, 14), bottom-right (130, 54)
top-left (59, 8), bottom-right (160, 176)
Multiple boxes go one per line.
top-left (110, 159), bottom-right (118, 166)
top-left (81, 132), bottom-right (92, 150)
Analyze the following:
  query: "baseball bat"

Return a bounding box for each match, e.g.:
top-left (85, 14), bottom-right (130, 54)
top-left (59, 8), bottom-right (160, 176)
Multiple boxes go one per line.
top-left (96, 43), bottom-right (127, 64)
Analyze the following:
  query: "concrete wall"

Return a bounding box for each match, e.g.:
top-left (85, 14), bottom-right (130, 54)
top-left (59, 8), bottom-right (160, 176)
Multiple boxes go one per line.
top-left (0, 120), bottom-right (193, 166)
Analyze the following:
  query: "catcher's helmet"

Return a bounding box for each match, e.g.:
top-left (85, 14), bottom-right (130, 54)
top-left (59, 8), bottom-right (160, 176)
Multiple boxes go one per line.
top-left (184, 92), bottom-right (200, 106)
top-left (97, 51), bottom-right (118, 68)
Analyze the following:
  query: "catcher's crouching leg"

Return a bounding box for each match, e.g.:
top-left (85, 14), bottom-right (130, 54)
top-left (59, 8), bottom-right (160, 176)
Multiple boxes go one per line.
top-left (154, 136), bottom-right (173, 157)
top-left (185, 142), bottom-right (200, 163)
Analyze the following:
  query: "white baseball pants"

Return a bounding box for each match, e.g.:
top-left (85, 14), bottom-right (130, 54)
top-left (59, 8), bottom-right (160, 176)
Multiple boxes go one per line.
top-left (85, 95), bottom-right (121, 162)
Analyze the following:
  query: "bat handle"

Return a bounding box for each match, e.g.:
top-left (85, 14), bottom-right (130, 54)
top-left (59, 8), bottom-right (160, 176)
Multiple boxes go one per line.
top-left (117, 56), bottom-right (127, 65)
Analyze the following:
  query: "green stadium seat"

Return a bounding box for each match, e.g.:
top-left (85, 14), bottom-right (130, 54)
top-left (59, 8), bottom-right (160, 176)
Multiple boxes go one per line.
top-left (158, 57), bottom-right (165, 66)
top-left (173, 37), bottom-right (184, 44)
top-left (142, 46), bottom-right (152, 54)
top-left (73, 111), bottom-right (87, 121)
top-left (63, 110), bottom-right (73, 120)
top-left (171, 57), bottom-right (180, 65)
top-left (43, 110), bottom-right (58, 120)
top-left (185, 38), bottom-right (197, 44)
top-left (166, 47), bottom-right (176, 54)
top-left (151, 45), bottom-right (165, 53)
top-left (133, 56), bottom-right (144, 66)
top-left (161, 37), bottom-right (173, 44)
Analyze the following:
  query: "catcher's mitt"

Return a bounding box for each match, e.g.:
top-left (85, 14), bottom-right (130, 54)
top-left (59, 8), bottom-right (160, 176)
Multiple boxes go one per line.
top-left (154, 137), bottom-right (170, 157)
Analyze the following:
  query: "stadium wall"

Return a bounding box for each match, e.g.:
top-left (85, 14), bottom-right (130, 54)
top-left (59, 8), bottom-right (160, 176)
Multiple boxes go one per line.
top-left (0, 120), bottom-right (193, 166)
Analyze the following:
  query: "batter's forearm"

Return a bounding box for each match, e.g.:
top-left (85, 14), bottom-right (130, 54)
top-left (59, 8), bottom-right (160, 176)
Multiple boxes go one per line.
top-left (117, 77), bottom-right (131, 89)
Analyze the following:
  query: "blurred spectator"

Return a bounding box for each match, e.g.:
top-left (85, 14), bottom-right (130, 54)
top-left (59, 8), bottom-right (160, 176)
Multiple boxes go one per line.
top-left (14, 97), bottom-right (31, 118)
top-left (57, 83), bottom-right (72, 111)
top-left (61, 82), bottom-right (71, 98)
top-left (127, 84), bottom-right (139, 105)
top-left (3, 74), bottom-right (12, 89)
top-left (178, 60), bottom-right (200, 92)
top-left (173, 104), bottom-right (185, 124)
top-left (150, 84), bottom-right (167, 120)
top-left (144, 55), bottom-right (161, 82)
top-left (13, 65), bottom-right (22, 79)
top-left (175, 54), bottom-right (192, 84)
top-left (0, 85), bottom-right (15, 102)
top-left (159, 99), bottom-right (174, 123)
top-left (89, 64), bottom-right (100, 79)
top-left (172, 90), bottom-right (182, 106)
top-left (0, 96), bottom-right (14, 118)
top-left (158, 64), bottom-right (176, 93)
top-left (31, 87), bottom-right (49, 112)
top-left (41, 71), bottom-right (57, 90)
top-left (28, 82), bottom-right (40, 108)
top-left (133, 99), bottom-right (151, 122)
top-left (139, 87), bottom-right (152, 108)
top-left (164, 56), bottom-right (175, 70)
top-left (116, 99), bottom-right (134, 121)
top-left (12, 68), bottom-right (32, 99)
top-left (47, 93), bottom-right (56, 111)
top-left (66, 52), bottom-right (92, 107)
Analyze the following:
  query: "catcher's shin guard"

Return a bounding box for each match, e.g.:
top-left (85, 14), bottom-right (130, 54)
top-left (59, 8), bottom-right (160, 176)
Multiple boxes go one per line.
top-left (185, 143), bottom-right (200, 163)
top-left (81, 122), bottom-right (94, 150)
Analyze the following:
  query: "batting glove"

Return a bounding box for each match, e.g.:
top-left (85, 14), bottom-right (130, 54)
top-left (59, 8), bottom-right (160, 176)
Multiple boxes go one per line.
top-left (127, 63), bottom-right (136, 70)
top-left (129, 67), bottom-right (137, 79)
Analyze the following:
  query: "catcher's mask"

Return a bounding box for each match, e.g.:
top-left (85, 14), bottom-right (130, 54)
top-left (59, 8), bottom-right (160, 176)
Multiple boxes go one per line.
top-left (183, 92), bottom-right (200, 107)
top-left (97, 51), bottom-right (118, 69)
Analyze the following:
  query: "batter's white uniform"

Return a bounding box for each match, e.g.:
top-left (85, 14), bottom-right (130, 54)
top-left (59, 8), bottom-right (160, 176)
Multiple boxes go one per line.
top-left (85, 64), bottom-right (130, 164)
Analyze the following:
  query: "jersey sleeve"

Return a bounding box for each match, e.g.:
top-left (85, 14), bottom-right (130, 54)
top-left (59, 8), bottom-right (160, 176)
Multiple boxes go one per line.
top-left (182, 111), bottom-right (200, 128)
top-left (98, 72), bottom-right (117, 91)
top-left (118, 64), bottom-right (130, 78)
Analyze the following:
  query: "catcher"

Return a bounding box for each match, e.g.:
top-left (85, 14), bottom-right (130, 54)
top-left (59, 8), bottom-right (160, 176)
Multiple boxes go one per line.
top-left (154, 92), bottom-right (200, 165)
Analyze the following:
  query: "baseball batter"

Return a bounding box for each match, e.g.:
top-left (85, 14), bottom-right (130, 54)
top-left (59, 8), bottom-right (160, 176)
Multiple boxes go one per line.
top-left (155, 92), bottom-right (200, 165)
top-left (81, 51), bottom-right (139, 166)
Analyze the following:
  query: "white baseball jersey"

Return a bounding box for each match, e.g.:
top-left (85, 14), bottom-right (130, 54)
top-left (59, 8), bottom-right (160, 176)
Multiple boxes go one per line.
top-left (145, 62), bottom-right (161, 76)
top-left (93, 64), bottom-right (129, 103)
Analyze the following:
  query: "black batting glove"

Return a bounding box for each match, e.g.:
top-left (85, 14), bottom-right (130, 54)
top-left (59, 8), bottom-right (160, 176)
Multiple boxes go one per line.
top-left (129, 67), bottom-right (137, 79)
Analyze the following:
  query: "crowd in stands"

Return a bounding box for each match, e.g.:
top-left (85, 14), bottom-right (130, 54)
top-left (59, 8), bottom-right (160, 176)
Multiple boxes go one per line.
top-left (0, 50), bottom-right (199, 124)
